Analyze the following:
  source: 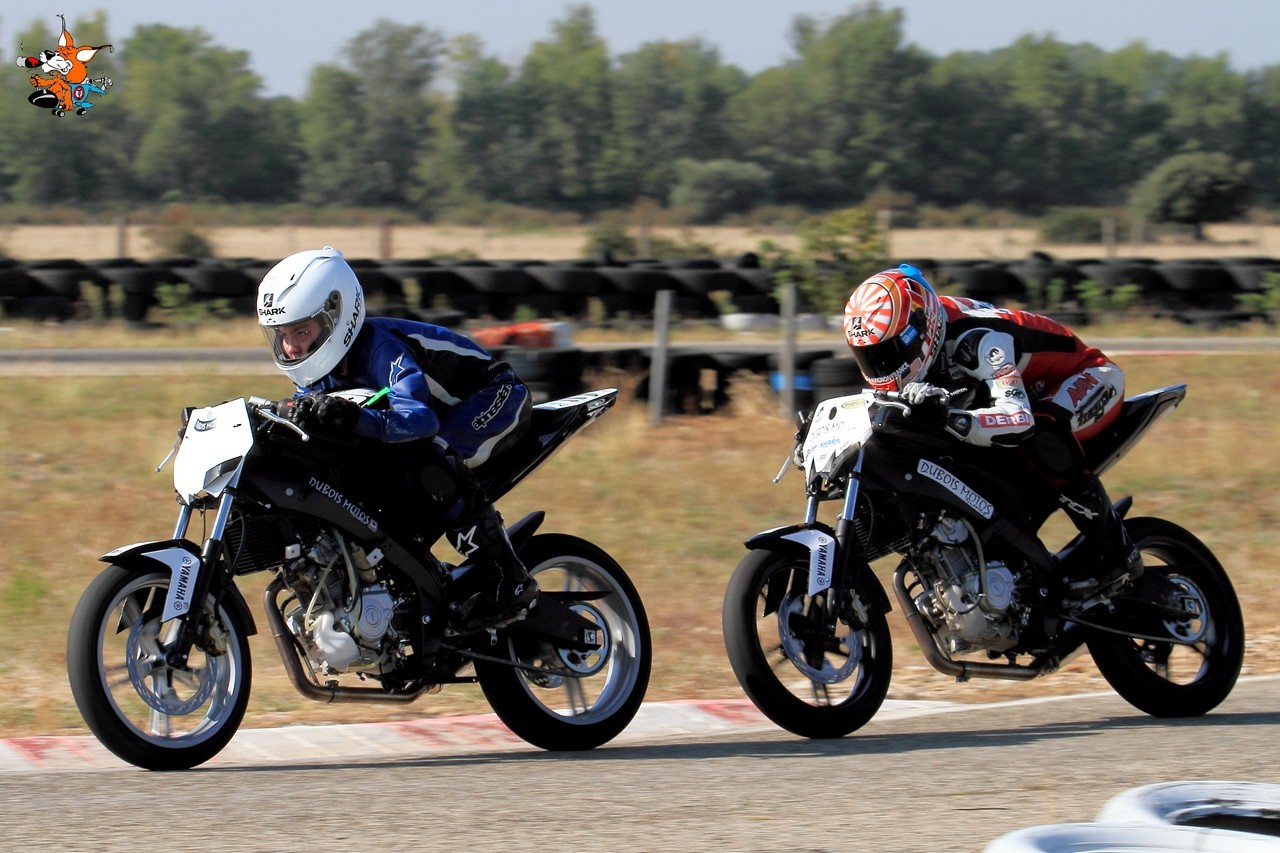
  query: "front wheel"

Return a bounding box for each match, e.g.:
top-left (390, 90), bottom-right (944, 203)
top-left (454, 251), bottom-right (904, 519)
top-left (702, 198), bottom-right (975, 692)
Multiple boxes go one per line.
top-left (67, 564), bottom-right (252, 770)
top-left (723, 548), bottom-right (893, 738)
top-left (1086, 516), bottom-right (1244, 718)
top-left (474, 534), bottom-right (651, 750)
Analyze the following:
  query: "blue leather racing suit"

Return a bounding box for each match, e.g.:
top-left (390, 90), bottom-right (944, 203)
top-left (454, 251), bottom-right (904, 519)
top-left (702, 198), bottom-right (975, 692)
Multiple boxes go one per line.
top-left (297, 317), bottom-right (530, 469)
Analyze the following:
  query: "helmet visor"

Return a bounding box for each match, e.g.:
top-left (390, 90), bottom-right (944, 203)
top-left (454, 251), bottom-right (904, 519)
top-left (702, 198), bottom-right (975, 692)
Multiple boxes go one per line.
top-left (262, 308), bottom-right (337, 369)
top-left (849, 310), bottom-right (927, 389)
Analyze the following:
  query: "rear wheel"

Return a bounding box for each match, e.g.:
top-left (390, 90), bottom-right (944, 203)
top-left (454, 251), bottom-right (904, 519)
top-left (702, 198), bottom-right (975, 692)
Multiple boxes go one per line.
top-left (67, 564), bottom-right (252, 770)
top-left (1086, 517), bottom-right (1244, 717)
top-left (723, 548), bottom-right (892, 738)
top-left (474, 534), bottom-right (651, 750)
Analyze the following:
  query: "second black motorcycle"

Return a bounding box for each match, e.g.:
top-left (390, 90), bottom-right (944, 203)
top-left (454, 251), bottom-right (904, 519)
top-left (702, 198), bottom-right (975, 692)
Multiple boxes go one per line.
top-left (723, 385), bottom-right (1243, 738)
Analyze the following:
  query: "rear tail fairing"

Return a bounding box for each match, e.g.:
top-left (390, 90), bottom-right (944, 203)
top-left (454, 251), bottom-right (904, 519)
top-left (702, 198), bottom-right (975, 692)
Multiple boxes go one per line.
top-left (478, 389), bottom-right (617, 502)
top-left (1084, 384), bottom-right (1187, 476)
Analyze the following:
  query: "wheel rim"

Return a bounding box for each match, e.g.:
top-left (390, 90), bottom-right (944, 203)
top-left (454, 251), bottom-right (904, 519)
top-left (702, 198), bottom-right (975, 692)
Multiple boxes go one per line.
top-left (506, 556), bottom-right (643, 725)
top-left (756, 562), bottom-right (877, 706)
top-left (776, 592), bottom-right (862, 684)
top-left (1122, 542), bottom-right (1227, 686)
top-left (1161, 576), bottom-right (1209, 644)
top-left (96, 575), bottom-right (244, 747)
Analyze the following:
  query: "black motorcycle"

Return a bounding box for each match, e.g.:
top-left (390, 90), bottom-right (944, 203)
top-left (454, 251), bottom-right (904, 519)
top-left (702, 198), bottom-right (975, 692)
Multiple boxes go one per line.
top-left (68, 387), bottom-right (651, 770)
top-left (723, 385), bottom-right (1243, 738)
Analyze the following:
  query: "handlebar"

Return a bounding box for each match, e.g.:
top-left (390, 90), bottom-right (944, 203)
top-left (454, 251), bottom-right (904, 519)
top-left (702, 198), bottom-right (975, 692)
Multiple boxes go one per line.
top-left (248, 397), bottom-right (311, 442)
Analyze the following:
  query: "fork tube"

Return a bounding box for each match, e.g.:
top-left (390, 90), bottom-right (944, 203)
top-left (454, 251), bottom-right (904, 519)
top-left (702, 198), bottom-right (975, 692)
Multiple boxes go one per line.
top-left (837, 449), bottom-right (866, 523)
top-left (167, 492), bottom-right (235, 667)
top-left (172, 504), bottom-right (193, 540)
top-left (803, 495), bottom-right (821, 524)
top-left (833, 450), bottom-right (867, 561)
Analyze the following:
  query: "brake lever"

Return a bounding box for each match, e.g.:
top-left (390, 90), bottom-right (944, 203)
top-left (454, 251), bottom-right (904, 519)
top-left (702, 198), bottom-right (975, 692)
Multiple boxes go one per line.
top-left (155, 432), bottom-right (182, 473)
top-left (772, 451), bottom-right (793, 484)
top-left (257, 407), bottom-right (311, 441)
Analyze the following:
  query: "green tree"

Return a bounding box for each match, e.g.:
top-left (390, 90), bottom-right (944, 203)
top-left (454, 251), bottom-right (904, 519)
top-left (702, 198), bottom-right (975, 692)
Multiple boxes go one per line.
top-left (1166, 55), bottom-right (1246, 154)
top-left (1241, 65), bottom-right (1280, 207)
top-left (726, 64), bottom-right (837, 203)
top-left (761, 208), bottom-right (888, 315)
top-left (426, 34), bottom-right (520, 208)
top-left (668, 158), bottom-right (770, 222)
top-left (119, 24), bottom-right (294, 203)
top-left (298, 20), bottom-right (443, 207)
top-left (729, 3), bottom-right (929, 206)
top-left (1129, 151), bottom-right (1252, 239)
top-left (508, 5), bottom-right (612, 207)
top-left (604, 40), bottom-right (745, 203)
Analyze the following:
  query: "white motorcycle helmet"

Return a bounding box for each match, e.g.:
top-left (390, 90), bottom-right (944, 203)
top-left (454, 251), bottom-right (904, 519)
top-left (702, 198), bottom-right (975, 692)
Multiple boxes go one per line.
top-left (256, 246), bottom-right (365, 387)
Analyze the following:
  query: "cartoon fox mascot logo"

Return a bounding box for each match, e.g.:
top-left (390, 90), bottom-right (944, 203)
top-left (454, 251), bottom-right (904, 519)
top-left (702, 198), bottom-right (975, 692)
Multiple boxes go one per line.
top-left (15, 14), bottom-right (113, 116)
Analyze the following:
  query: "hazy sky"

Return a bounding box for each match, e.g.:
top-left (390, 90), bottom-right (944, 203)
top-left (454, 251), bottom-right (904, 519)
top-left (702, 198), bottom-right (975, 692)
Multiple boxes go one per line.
top-left (8, 0), bottom-right (1279, 99)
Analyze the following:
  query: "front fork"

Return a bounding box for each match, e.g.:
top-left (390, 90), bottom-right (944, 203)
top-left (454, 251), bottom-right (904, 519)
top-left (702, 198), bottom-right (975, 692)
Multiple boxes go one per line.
top-left (805, 453), bottom-right (875, 628)
top-left (165, 493), bottom-right (234, 668)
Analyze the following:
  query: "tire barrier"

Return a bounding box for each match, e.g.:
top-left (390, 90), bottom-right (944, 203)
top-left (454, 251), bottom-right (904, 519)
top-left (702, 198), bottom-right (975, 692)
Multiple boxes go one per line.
top-left (400, 262), bottom-right (484, 315)
top-left (1007, 258), bottom-right (1084, 307)
top-left (4, 254), bottom-right (1278, 328)
top-left (346, 258), bottom-right (408, 308)
top-left (22, 258), bottom-right (111, 298)
top-left (633, 351), bottom-right (725, 415)
top-left (15, 259), bottom-right (111, 320)
top-left (1153, 260), bottom-right (1239, 309)
top-left (767, 349), bottom-right (838, 415)
top-left (664, 258), bottom-right (751, 296)
top-left (501, 346), bottom-right (586, 404)
top-left (809, 355), bottom-right (866, 401)
top-left (0, 266), bottom-right (39, 298)
top-left (1073, 258), bottom-right (1177, 308)
top-left (525, 262), bottom-right (611, 295)
top-left (1224, 257), bottom-right (1280, 292)
top-left (939, 260), bottom-right (1027, 302)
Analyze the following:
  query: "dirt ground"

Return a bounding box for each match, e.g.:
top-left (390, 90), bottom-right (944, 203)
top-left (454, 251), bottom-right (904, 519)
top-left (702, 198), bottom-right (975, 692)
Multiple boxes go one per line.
top-left (5, 222), bottom-right (1280, 263)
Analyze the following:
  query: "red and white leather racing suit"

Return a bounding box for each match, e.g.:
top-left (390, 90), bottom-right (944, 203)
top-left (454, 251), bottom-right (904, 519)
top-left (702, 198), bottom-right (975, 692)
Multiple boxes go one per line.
top-left (933, 296), bottom-right (1124, 449)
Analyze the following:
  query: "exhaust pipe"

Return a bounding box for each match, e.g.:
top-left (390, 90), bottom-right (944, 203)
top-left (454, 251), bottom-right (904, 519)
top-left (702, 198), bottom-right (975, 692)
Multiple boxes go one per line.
top-left (264, 575), bottom-right (427, 704)
top-left (891, 568), bottom-right (1050, 682)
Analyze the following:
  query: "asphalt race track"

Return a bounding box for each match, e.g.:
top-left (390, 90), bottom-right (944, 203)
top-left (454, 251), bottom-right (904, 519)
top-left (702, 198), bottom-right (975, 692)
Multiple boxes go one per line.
top-left (1, 677), bottom-right (1277, 852)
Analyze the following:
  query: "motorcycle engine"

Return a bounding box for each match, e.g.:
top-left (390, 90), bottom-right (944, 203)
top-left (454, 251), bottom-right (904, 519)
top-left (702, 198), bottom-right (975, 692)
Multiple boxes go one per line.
top-left (905, 514), bottom-right (1020, 655)
top-left (281, 531), bottom-right (407, 675)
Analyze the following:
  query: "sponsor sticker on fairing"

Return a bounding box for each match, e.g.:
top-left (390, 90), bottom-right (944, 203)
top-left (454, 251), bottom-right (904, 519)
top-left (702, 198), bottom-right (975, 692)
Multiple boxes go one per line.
top-left (916, 459), bottom-right (994, 518)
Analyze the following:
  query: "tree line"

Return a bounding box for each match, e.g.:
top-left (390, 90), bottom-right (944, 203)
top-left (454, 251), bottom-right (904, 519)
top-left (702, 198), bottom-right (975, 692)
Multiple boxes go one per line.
top-left (2, 3), bottom-right (1274, 226)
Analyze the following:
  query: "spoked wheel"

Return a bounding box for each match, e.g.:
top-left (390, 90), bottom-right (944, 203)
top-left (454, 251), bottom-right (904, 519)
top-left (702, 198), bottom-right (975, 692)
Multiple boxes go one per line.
top-left (1086, 517), bottom-right (1244, 718)
top-left (67, 564), bottom-right (252, 770)
top-left (723, 548), bottom-right (892, 739)
top-left (474, 534), bottom-right (651, 750)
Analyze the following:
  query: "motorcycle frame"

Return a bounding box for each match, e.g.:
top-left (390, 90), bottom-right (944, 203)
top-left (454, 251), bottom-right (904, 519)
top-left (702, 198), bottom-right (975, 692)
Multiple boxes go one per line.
top-left (101, 389), bottom-right (620, 698)
top-left (746, 384), bottom-right (1190, 680)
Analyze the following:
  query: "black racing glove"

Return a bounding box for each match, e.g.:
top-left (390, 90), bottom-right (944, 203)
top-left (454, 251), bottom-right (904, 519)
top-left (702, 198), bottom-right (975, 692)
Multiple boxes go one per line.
top-left (287, 393), bottom-right (362, 438)
top-left (901, 382), bottom-right (951, 427)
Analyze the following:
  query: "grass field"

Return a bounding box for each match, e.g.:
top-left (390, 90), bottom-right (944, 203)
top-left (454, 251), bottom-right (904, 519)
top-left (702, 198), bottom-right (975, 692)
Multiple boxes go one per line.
top-left (0, 330), bottom-right (1277, 737)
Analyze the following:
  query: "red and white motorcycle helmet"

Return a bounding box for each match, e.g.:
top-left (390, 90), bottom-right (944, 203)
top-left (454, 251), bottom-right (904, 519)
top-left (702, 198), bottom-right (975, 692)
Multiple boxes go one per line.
top-left (256, 246), bottom-right (365, 387)
top-left (843, 264), bottom-right (945, 392)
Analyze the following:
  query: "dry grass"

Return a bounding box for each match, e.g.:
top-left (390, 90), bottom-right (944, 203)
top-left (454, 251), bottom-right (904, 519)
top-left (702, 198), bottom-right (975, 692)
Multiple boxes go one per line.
top-left (0, 354), bottom-right (1277, 737)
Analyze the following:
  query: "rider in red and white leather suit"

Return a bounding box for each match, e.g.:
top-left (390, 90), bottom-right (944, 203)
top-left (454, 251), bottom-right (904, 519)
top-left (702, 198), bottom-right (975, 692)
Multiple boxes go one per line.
top-left (843, 264), bottom-right (1142, 596)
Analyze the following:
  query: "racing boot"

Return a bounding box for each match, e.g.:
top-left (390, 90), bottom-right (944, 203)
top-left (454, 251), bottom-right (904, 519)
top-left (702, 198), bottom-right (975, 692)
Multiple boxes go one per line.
top-left (446, 505), bottom-right (538, 632)
top-left (1058, 474), bottom-right (1144, 598)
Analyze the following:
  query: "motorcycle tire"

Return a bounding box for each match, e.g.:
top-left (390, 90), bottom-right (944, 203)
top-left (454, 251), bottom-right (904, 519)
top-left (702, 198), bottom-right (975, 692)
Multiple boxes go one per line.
top-left (1086, 516), bottom-right (1244, 718)
top-left (722, 547), bottom-right (893, 739)
top-left (67, 564), bottom-right (253, 771)
top-left (474, 533), bottom-right (652, 751)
